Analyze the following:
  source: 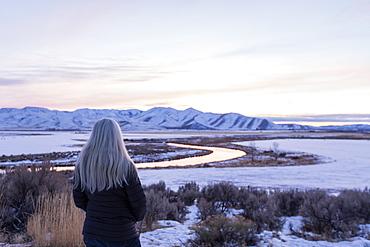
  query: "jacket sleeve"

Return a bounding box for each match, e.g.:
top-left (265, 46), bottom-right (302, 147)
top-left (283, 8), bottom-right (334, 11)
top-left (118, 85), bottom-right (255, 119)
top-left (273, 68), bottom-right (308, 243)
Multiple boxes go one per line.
top-left (73, 187), bottom-right (88, 212)
top-left (124, 175), bottom-right (147, 221)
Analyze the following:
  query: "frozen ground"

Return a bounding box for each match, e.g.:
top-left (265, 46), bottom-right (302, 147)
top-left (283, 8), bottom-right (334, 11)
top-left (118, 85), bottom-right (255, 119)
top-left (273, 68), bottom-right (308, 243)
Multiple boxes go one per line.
top-left (139, 137), bottom-right (370, 246)
top-left (0, 131), bottom-right (246, 169)
top-left (0, 131), bottom-right (89, 155)
top-left (140, 208), bottom-right (370, 247)
top-left (140, 204), bottom-right (199, 246)
top-left (1, 131), bottom-right (369, 190)
top-left (0, 131), bottom-right (236, 156)
top-left (138, 138), bottom-right (370, 247)
top-left (139, 139), bottom-right (370, 191)
top-left (1, 131), bottom-right (370, 246)
top-left (139, 201), bottom-right (370, 246)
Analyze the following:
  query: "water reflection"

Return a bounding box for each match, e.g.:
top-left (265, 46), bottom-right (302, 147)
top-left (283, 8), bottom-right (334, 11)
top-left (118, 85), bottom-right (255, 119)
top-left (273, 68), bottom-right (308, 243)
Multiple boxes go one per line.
top-left (52, 143), bottom-right (246, 171)
top-left (136, 143), bottom-right (245, 168)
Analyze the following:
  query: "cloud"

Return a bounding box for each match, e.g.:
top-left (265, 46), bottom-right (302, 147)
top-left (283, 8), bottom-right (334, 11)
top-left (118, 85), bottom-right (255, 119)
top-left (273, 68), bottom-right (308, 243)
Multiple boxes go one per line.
top-left (0, 62), bottom-right (171, 84)
top-left (144, 102), bottom-right (173, 107)
top-left (266, 114), bottom-right (370, 123)
top-left (216, 42), bottom-right (300, 59)
top-left (0, 78), bottom-right (24, 86)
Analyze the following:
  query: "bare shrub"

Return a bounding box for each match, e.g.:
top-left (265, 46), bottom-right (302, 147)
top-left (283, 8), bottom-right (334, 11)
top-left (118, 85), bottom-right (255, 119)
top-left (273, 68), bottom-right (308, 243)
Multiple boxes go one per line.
top-left (144, 189), bottom-right (172, 229)
top-left (143, 180), bottom-right (177, 202)
top-left (268, 189), bottom-right (305, 217)
top-left (0, 231), bottom-right (32, 245)
top-left (196, 198), bottom-right (223, 220)
top-left (239, 187), bottom-right (284, 233)
top-left (249, 141), bottom-right (258, 162)
top-left (175, 200), bottom-right (189, 221)
top-left (0, 176), bottom-right (7, 230)
top-left (237, 186), bottom-right (268, 202)
top-left (144, 180), bottom-right (166, 193)
top-left (337, 188), bottom-right (370, 224)
top-left (0, 163), bottom-right (69, 232)
top-left (187, 215), bottom-right (257, 247)
top-left (201, 182), bottom-right (239, 212)
top-left (144, 186), bottom-right (188, 230)
top-left (27, 191), bottom-right (85, 247)
top-left (300, 189), bottom-right (359, 240)
top-left (178, 181), bottom-right (201, 206)
top-left (271, 142), bottom-right (280, 160)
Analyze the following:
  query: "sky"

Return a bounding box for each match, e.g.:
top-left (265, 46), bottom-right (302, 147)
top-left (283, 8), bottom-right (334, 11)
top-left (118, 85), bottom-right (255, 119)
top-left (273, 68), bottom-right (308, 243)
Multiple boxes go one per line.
top-left (1, 0), bottom-right (370, 125)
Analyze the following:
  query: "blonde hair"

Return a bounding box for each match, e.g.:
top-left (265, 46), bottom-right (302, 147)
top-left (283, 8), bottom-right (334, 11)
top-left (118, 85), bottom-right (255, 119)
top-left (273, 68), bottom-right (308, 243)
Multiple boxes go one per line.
top-left (73, 118), bottom-right (137, 193)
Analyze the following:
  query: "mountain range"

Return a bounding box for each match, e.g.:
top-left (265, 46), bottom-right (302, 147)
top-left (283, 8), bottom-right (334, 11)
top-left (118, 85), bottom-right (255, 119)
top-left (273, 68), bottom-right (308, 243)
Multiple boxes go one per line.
top-left (0, 107), bottom-right (368, 131)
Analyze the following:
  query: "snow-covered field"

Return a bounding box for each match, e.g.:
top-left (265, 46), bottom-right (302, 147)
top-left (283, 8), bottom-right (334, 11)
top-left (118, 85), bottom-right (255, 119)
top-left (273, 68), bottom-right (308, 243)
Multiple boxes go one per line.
top-left (1, 131), bottom-right (369, 191)
top-left (0, 130), bottom-right (238, 155)
top-left (141, 210), bottom-right (370, 247)
top-left (139, 138), bottom-right (370, 247)
top-left (0, 131), bottom-right (89, 155)
top-left (1, 131), bottom-right (370, 246)
top-left (140, 138), bottom-right (370, 191)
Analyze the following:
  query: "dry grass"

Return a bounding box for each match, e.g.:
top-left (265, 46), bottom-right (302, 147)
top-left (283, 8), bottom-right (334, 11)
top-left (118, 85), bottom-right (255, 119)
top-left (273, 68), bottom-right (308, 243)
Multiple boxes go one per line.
top-left (27, 191), bottom-right (85, 247)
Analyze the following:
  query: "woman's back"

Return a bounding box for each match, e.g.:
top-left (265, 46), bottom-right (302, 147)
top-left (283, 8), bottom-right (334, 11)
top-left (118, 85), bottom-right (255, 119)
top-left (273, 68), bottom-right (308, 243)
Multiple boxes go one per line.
top-left (73, 118), bottom-right (146, 246)
top-left (73, 172), bottom-right (146, 241)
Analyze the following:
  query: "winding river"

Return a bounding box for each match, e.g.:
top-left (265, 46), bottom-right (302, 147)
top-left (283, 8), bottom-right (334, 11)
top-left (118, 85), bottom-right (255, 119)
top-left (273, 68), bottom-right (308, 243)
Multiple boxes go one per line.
top-left (0, 131), bottom-right (246, 171)
top-left (2, 132), bottom-right (369, 192)
top-left (135, 143), bottom-right (246, 168)
top-left (52, 143), bottom-right (245, 171)
top-left (139, 139), bottom-right (370, 191)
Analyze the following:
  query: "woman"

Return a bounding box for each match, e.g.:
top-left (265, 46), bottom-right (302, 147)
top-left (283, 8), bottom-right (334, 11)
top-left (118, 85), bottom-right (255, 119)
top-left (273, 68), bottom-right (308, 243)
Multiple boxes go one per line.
top-left (73, 118), bottom-right (146, 247)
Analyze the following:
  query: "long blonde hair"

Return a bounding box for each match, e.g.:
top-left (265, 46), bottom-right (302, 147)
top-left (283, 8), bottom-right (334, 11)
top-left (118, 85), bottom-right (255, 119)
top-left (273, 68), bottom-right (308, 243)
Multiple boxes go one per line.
top-left (73, 118), bottom-right (136, 193)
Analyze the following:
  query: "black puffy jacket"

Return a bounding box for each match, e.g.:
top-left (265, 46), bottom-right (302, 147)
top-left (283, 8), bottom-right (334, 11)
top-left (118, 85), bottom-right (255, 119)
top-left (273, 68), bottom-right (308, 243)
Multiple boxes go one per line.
top-left (73, 174), bottom-right (146, 241)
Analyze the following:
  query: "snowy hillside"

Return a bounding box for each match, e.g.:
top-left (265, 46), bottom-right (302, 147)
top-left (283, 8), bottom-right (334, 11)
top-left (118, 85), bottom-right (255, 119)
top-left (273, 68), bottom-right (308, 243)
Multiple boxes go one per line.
top-left (316, 124), bottom-right (370, 131)
top-left (0, 107), bottom-right (287, 131)
top-left (1, 107), bottom-right (368, 131)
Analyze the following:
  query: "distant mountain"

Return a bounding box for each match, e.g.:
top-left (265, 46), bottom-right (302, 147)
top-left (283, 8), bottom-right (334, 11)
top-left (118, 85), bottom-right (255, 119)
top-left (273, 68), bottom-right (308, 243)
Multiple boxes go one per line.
top-left (314, 124), bottom-right (370, 131)
top-left (0, 106), bottom-right (291, 131)
top-left (0, 107), bottom-right (368, 131)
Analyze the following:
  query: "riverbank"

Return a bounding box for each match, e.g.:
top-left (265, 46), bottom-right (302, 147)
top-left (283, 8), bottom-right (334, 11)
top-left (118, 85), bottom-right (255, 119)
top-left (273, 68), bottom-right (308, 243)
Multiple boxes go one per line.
top-left (0, 130), bottom-right (369, 173)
